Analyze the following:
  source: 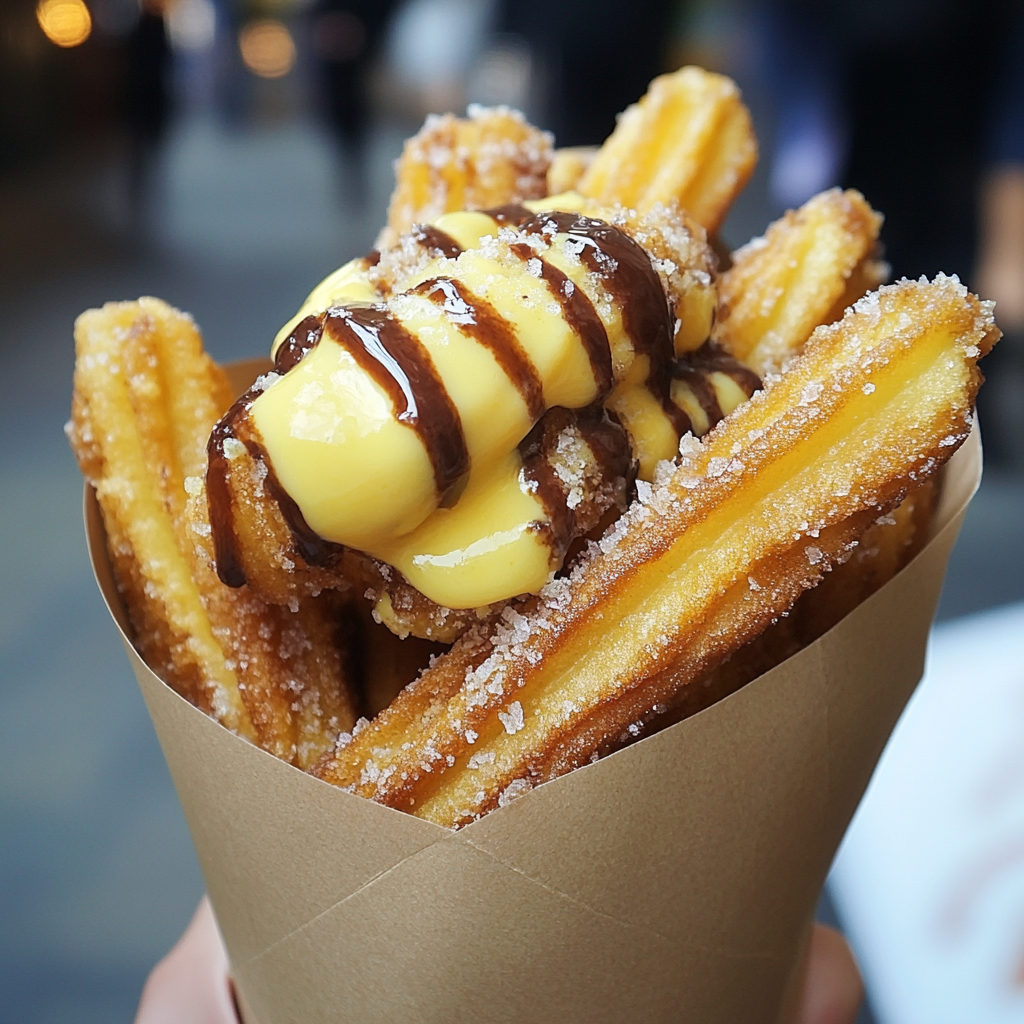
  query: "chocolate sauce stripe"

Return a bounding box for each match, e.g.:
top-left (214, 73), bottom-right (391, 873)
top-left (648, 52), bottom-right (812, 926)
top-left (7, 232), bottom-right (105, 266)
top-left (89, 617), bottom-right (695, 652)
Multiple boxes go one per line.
top-left (275, 313), bottom-right (325, 374)
top-left (206, 383), bottom-right (347, 587)
top-left (522, 211), bottom-right (674, 409)
top-left (411, 224), bottom-right (463, 259)
top-left (674, 368), bottom-right (724, 425)
top-left (485, 203), bottom-right (533, 226)
top-left (506, 241), bottom-right (614, 397)
top-left (415, 277), bottom-right (546, 422)
top-left (207, 414), bottom-right (248, 588)
top-left (325, 307), bottom-right (470, 505)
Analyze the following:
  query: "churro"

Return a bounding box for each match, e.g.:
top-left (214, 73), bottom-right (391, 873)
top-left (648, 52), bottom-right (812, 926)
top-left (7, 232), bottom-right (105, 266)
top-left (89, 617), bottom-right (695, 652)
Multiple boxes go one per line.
top-left (70, 67), bottom-right (999, 834)
top-left (577, 66), bottom-right (758, 233)
top-left (312, 276), bottom-right (997, 827)
top-left (714, 188), bottom-right (888, 376)
top-left (69, 299), bottom-right (357, 767)
top-left (380, 105), bottom-right (554, 246)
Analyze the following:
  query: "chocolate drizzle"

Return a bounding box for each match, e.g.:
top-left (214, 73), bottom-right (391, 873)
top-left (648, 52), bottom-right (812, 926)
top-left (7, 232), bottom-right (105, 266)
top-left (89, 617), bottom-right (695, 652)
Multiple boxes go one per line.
top-left (669, 342), bottom-right (762, 435)
top-left (411, 223), bottom-right (463, 259)
top-left (323, 307), bottom-right (470, 506)
top-left (415, 276), bottom-right (546, 421)
top-left (207, 413), bottom-right (249, 588)
top-left (507, 241), bottom-right (614, 397)
top-left (518, 406), bottom-right (631, 562)
top-left (523, 211), bottom-right (675, 408)
top-left (207, 377), bottom-right (346, 588)
top-left (485, 203), bottom-right (533, 227)
top-left (275, 313), bottom-right (324, 374)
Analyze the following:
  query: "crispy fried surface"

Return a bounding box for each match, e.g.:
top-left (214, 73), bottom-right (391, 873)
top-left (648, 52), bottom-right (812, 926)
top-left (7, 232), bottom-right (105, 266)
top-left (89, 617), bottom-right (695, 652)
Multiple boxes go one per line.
top-left (381, 106), bottom-right (553, 245)
top-left (642, 477), bottom-right (936, 746)
top-left (713, 189), bottom-right (886, 376)
top-left (312, 277), bottom-right (997, 827)
top-left (578, 66), bottom-right (757, 233)
top-left (790, 479), bottom-right (935, 645)
top-left (70, 300), bottom-right (357, 767)
top-left (547, 146), bottom-right (598, 194)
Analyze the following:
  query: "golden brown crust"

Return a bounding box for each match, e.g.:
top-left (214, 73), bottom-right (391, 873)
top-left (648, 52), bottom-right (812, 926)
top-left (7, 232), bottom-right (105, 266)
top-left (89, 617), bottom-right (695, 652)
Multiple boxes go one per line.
top-left (713, 188), bottom-right (885, 376)
top-left (70, 299), bottom-right (358, 767)
top-left (312, 276), bottom-right (998, 827)
top-left (380, 106), bottom-right (553, 245)
top-left (547, 146), bottom-right (598, 194)
top-left (578, 66), bottom-right (758, 233)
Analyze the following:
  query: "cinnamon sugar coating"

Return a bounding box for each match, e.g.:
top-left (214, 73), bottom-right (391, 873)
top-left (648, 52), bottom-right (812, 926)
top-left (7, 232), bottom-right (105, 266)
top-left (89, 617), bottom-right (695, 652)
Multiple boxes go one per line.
top-left (312, 277), bottom-right (998, 827)
top-left (69, 299), bottom-right (357, 767)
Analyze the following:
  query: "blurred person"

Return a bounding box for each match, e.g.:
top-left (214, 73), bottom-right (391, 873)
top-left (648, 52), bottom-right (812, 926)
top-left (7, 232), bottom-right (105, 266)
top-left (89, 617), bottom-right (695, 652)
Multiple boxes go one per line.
top-left (493, 0), bottom-right (676, 146)
top-left (134, 896), bottom-right (864, 1024)
top-left (975, 2), bottom-right (1024, 468)
top-left (309, 0), bottom-right (398, 203)
top-left (124, 0), bottom-right (173, 232)
top-left (759, 0), bottom-right (1021, 281)
top-left (758, 0), bottom-right (1024, 466)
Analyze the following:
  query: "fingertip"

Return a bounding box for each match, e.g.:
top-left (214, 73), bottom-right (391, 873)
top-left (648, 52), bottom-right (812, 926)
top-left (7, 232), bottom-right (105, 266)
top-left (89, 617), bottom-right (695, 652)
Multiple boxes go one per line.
top-left (798, 924), bottom-right (864, 1024)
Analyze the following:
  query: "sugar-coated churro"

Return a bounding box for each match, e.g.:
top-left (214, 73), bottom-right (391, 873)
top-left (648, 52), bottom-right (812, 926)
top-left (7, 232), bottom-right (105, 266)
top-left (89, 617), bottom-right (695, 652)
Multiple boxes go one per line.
top-left (714, 188), bottom-right (888, 376)
top-left (578, 66), bottom-right (758, 233)
top-left (312, 276), bottom-right (997, 827)
top-left (70, 299), bottom-right (357, 767)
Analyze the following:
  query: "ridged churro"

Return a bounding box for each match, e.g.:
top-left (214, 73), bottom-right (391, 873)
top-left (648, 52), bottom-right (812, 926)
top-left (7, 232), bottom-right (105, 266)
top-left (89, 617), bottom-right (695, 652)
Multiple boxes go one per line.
top-left (380, 105), bottom-right (554, 246)
top-left (577, 66), bottom-right (758, 233)
top-left (714, 188), bottom-right (888, 376)
top-left (69, 299), bottom-right (357, 767)
top-left (312, 276), bottom-right (998, 827)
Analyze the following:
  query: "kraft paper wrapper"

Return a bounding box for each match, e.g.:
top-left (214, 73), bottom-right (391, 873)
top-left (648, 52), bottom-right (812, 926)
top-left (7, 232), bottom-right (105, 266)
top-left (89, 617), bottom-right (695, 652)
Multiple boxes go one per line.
top-left (85, 359), bottom-right (981, 1024)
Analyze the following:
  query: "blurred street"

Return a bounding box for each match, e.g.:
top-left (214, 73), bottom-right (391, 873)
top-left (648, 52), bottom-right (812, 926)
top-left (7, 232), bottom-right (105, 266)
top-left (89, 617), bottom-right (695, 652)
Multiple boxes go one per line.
top-left (0, 1), bottom-right (1022, 1021)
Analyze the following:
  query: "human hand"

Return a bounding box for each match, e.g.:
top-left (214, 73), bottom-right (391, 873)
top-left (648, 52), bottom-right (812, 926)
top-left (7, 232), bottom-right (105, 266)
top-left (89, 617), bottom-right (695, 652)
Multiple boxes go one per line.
top-left (797, 923), bottom-right (864, 1024)
top-left (136, 901), bottom-right (862, 1024)
top-left (135, 897), bottom-right (237, 1024)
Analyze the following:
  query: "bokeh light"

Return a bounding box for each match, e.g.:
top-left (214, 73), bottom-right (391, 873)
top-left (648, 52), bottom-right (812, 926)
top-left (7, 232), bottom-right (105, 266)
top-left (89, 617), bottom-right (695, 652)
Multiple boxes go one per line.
top-left (36, 0), bottom-right (92, 48)
top-left (239, 19), bottom-right (296, 79)
top-left (167, 0), bottom-right (217, 53)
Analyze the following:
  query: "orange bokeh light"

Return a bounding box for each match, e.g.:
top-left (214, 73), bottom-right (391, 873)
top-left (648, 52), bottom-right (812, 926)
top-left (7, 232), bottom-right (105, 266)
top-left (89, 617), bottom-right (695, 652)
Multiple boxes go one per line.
top-left (36, 0), bottom-right (92, 48)
top-left (239, 19), bottom-right (296, 79)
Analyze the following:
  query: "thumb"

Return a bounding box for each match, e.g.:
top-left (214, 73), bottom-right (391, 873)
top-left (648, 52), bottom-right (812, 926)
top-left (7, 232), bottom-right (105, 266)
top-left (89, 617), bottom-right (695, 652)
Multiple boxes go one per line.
top-left (798, 924), bottom-right (865, 1024)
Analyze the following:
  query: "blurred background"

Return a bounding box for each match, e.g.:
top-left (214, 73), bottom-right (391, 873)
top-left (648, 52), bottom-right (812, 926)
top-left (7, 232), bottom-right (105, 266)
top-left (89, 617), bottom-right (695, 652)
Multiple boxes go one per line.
top-left (0, 1), bottom-right (1022, 1021)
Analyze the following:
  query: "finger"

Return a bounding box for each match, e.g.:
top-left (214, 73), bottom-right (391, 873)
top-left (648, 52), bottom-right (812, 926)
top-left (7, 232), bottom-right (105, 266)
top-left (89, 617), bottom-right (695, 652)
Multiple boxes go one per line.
top-left (798, 923), bottom-right (864, 1024)
top-left (135, 897), bottom-right (238, 1024)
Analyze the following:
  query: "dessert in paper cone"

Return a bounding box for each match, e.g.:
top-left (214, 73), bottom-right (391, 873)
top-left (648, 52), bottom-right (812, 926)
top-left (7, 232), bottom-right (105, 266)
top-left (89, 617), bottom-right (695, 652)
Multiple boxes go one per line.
top-left (71, 65), bottom-right (997, 1022)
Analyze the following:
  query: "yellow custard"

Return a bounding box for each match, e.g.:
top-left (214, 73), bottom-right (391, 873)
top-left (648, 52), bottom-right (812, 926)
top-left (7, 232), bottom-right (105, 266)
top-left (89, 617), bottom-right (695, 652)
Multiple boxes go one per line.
top-left (250, 196), bottom-right (716, 609)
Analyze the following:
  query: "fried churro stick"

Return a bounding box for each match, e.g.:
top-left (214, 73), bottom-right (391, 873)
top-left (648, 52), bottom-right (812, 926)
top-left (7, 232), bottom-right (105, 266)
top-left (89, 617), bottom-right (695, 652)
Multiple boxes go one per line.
top-left (791, 479), bottom-right (935, 645)
top-left (312, 276), bottom-right (998, 827)
top-left (547, 146), bottom-right (598, 194)
top-left (644, 478), bottom-right (936, 746)
top-left (713, 188), bottom-right (888, 376)
top-left (380, 106), bottom-right (553, 245)
top-left (577, 66), bottom-right (758, 233)
top-left (69, 300), bottom-right (357, 767)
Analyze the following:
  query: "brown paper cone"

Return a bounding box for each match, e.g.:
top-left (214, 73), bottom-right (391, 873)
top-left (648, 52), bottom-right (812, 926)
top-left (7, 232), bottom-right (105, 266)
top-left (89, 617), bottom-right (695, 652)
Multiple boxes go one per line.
top-left (85, 358), bottom-right (981, 1024)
